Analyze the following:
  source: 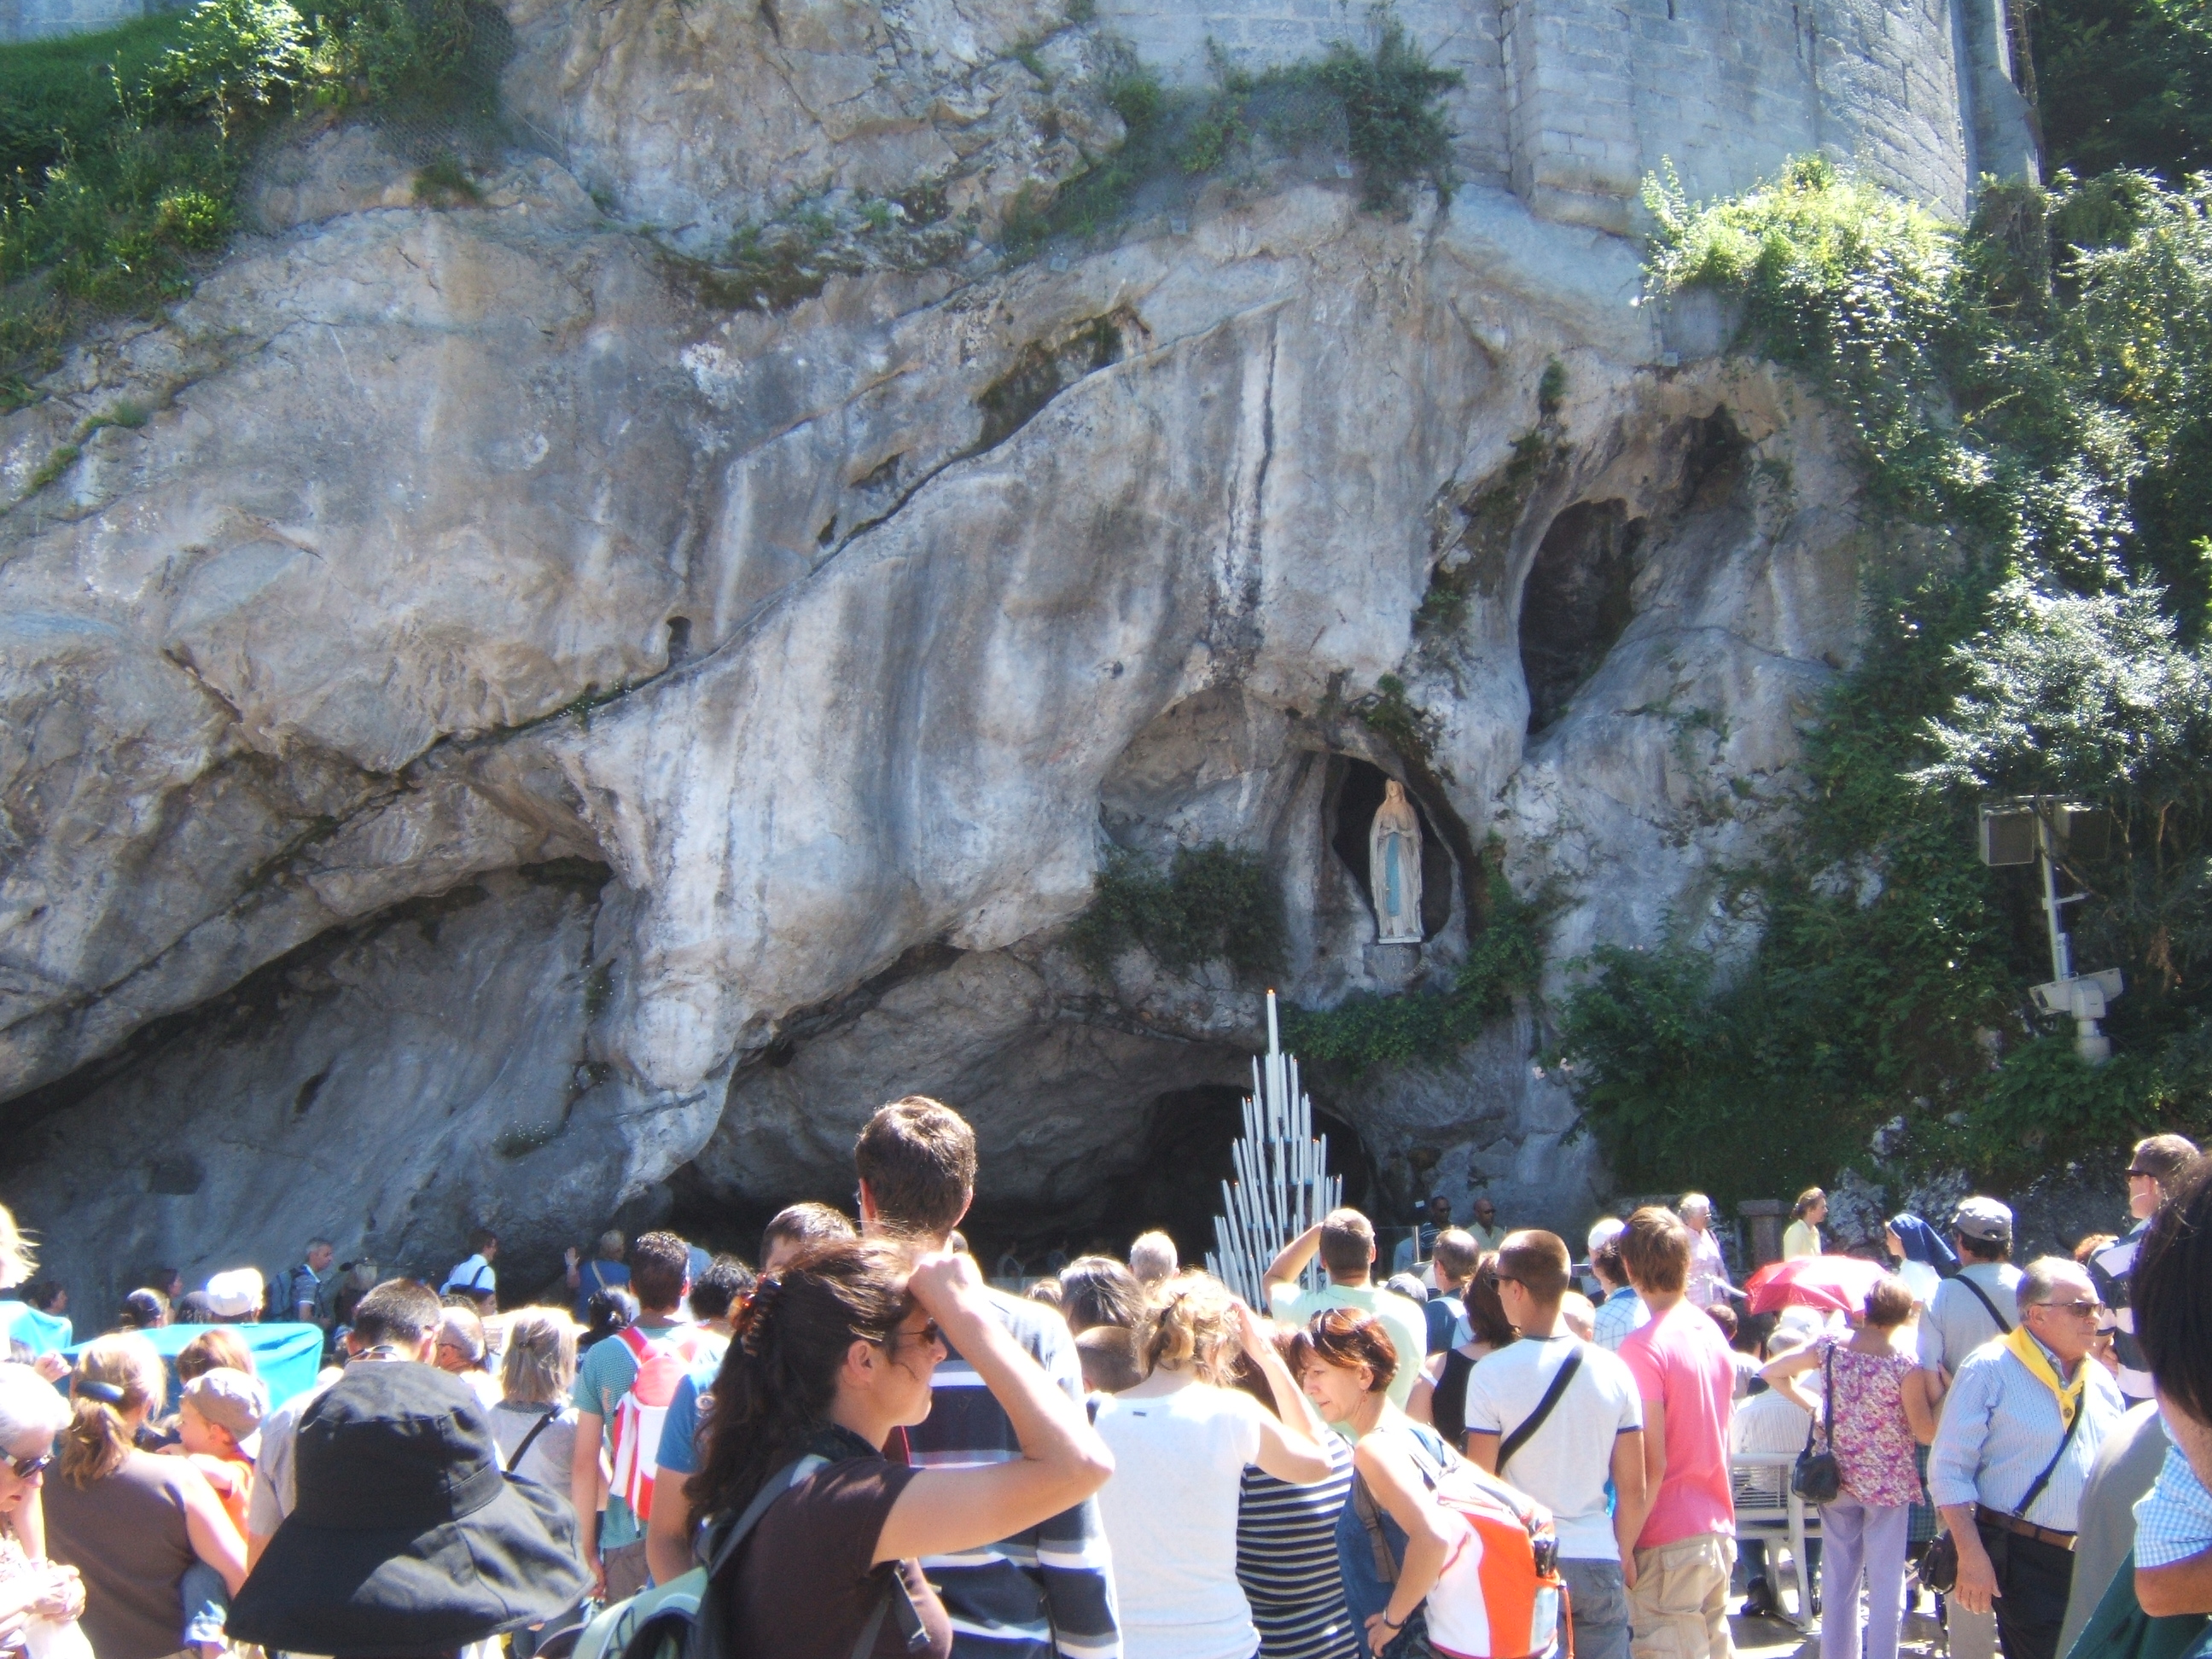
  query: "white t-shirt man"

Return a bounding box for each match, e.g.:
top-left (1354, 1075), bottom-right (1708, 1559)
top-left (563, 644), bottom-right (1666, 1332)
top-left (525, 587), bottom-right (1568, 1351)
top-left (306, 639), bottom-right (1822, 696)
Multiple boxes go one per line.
top-left (1091, 1385), bottom-right (1270, 1659)
top-left (1462, 1334), bottom-right (1643, 1559)
top-left (443, 1254), bottom-right (497, 1298)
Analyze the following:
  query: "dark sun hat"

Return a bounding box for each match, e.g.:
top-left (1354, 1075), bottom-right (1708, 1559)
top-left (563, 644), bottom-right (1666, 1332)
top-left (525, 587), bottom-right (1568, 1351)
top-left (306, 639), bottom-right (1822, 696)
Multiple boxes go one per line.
top-left (229, 1362), bottom-right (588, 1657)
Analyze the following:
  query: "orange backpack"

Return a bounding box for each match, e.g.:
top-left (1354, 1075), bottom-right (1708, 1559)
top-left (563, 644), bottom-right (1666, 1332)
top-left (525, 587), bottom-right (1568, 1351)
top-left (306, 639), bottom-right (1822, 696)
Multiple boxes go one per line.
top-left (1353, 1428), bottom-right (1569, 1659)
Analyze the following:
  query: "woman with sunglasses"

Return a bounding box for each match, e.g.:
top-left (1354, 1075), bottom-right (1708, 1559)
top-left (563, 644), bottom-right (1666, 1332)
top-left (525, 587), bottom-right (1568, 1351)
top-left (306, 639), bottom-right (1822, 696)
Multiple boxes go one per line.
top-left (1295, 1310), bottom-right (1461, 1659)
top-left (42, 1335), bottom-right (246, 1659)
top-left (0, 1362), bottom-right (84, 1651)
top-left (684, 1239), bottom-right (1111, 1659)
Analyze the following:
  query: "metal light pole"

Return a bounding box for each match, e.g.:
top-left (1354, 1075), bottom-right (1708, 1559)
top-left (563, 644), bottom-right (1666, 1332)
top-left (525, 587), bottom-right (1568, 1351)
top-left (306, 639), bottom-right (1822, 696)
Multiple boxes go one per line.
top-left (1980, 797), bottom-right (2122, 1065)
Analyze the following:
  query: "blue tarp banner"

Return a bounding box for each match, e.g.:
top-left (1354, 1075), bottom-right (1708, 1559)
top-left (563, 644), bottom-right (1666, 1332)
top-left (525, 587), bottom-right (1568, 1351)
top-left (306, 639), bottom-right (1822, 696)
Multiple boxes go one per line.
top-left (58, 1322), bottom-right (328, 1410)
top-left (0, 1301), bottom-right (73, 1355)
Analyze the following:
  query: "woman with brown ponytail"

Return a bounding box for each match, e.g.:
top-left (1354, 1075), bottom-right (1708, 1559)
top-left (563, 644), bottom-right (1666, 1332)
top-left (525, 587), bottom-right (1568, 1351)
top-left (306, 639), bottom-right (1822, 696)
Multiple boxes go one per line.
top-left (684, 1239), bottom-right (1112, 1659)
top-left (43, 1334), bottom-right (247, 1659)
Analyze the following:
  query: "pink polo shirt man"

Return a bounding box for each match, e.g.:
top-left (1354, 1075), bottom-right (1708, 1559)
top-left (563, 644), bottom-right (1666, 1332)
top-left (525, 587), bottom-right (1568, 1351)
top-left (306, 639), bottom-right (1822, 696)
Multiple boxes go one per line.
top-left (1615, 1207), bottom-right (1739, 1659)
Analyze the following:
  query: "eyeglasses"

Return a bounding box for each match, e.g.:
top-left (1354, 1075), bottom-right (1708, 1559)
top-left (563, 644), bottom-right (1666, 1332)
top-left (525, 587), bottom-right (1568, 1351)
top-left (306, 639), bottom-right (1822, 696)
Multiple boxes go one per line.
top-left (4, 1452), bottom-right (52, 1480)
top-left (876, 1319), bottom-right (941, 1351)
top-left (2033, 1298), bottom-right (2106, 1318)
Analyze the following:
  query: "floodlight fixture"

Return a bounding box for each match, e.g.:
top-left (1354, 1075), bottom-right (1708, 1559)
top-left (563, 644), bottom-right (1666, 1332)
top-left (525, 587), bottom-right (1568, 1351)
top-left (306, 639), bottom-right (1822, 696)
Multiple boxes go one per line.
top-left (1979, 796), bottom-right (2122, 1064)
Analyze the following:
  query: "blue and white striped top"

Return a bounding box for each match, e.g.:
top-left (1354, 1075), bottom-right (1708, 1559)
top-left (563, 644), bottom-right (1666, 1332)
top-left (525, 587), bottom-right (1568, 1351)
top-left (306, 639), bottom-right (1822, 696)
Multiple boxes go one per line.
top-left (1236, 1431), bottom-right (1359, 1659)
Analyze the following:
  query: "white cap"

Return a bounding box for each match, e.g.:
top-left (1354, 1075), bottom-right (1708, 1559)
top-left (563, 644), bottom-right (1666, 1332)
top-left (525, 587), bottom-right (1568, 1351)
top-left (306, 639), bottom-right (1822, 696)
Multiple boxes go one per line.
top-left (203, 1268), bottom-right (265, 1320)
top-left (1586, 1217), bottom-right (1626, 1256)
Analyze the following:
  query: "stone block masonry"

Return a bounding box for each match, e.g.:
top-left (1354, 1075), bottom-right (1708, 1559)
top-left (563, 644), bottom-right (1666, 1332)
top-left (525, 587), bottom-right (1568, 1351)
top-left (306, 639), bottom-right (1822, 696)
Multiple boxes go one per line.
top-left (0, 0), bottom-right (152, 40)
top-left (1097, 0), bottom-right (2036, 228)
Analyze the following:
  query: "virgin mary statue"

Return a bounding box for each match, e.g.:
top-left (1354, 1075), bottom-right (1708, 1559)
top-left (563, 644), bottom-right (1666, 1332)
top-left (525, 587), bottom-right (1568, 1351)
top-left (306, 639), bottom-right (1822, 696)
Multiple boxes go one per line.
top-left (1370, 780), bottom-right (1423, 944)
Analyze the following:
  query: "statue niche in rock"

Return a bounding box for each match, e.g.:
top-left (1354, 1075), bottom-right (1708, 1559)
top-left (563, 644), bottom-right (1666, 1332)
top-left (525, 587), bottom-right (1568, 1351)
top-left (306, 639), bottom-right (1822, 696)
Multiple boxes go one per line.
top-left (1369, 780), bottom-right (1424, 944)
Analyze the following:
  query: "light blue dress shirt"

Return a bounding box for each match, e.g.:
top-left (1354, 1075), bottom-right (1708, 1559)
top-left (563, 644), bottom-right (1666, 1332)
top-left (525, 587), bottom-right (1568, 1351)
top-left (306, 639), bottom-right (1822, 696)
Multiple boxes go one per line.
top-left (1927, 1332), bottom-right (2125, 1531)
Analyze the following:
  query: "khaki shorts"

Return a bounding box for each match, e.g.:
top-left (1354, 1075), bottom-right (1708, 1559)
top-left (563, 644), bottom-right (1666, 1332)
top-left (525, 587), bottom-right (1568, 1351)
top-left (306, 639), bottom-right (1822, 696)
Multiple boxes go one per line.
top-left (1628, 1533), bottom-right (1736, 1659)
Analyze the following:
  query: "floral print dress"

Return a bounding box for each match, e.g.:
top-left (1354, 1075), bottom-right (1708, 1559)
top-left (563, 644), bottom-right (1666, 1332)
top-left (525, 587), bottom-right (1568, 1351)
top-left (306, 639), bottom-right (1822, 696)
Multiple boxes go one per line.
top-left (1818, 1336), bottom-right (1925, 1509)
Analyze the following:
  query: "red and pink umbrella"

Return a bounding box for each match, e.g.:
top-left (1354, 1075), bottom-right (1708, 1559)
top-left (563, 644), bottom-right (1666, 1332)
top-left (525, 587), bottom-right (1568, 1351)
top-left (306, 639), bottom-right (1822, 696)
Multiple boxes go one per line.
top-left (1743, 1254), bottom-right (1892, 1316)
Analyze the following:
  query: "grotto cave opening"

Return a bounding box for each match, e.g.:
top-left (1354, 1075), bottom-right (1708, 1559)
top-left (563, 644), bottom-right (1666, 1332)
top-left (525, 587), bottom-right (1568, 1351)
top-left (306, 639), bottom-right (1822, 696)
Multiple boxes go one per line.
top-left (1517, 499), bottom-right (1641, 735)
top-left (1326, 757), bottom-right (1454, 940)
top-left (666, 1080), bottom-right (1381, 1282)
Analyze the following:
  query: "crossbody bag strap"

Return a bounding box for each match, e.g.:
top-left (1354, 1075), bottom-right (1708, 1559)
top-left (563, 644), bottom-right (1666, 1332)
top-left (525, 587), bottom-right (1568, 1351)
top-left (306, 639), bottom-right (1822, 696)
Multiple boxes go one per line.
top-left (1821, 1342), bottom-right (1837, 1447)
top-left (506, 1407), bottom-right (559, 1473)
top-left (1957, 1276), bottom-right (2014, 1336)
top-left (1498, 1344), bottom-right (1584, 1475)
top-left (2011, 1389), bottom-right (2087, 1522)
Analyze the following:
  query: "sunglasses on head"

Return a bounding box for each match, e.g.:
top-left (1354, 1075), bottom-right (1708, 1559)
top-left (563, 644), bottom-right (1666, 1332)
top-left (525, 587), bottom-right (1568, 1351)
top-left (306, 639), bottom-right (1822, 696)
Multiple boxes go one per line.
top-left (5, 1452), bottom-right (52, 1480)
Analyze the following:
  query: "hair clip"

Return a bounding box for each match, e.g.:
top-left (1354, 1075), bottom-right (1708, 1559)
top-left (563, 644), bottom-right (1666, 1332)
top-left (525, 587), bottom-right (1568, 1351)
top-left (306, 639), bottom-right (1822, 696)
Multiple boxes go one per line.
top-left (75, 1379), bottom-right (125, 1404)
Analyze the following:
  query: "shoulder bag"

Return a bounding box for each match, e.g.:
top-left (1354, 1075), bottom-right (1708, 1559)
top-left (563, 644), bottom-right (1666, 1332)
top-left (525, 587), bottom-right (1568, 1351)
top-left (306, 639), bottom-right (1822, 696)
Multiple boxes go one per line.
top-left (1920, 1379), bottom-right (2085, 1593)
top-left (1790, 1342), bottom-right (1842, 1504)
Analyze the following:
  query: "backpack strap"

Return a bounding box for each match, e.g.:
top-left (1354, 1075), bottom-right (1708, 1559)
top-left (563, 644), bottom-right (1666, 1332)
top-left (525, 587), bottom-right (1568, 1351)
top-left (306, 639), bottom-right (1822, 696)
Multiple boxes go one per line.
top-left (1349, 1473), bottom-right (1401, 1585)
top-left (618, 1325), bottom-right (660, 1365)
top-left (1497, 1343), bottom-right (1583, 1475)
top-left (507, 1407), bottom-right (560, 1474)
top-left (1956, 1275), bottom-right (2014, 1336)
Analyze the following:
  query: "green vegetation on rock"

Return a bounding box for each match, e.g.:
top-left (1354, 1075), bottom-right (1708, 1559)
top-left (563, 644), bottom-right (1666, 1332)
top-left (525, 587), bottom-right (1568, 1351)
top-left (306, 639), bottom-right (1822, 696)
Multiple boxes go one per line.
top-left (1004, 13), bottom-right (1461, 258)
top-left (0, 0), bottom-right (496, 388)
top-left (1070, 841), bottom-right (1284, 981)
top-left (1549, 157), bottom-right (2212, 1206)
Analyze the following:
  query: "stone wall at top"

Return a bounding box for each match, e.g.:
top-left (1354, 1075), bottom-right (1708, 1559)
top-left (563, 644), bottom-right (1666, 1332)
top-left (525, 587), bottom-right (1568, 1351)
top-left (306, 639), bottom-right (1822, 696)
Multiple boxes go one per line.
top-left (0, 0), bottom-right (151, 42)
top-left (1098, 0), bottom-right (2038, 228)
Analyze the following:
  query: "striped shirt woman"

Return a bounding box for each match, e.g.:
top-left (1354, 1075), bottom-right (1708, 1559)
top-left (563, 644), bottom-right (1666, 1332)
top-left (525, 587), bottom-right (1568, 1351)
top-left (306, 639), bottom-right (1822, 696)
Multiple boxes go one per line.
top-left (1236, 1432), bottom-right (1359, 1659)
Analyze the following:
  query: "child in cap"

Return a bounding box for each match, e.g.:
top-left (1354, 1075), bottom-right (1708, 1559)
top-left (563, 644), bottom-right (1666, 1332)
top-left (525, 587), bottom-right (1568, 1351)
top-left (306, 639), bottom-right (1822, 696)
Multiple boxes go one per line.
top-left (167, 1367), bottom-right (267, 1533)
top-left (161, 1367), bottom-right (268, 1658)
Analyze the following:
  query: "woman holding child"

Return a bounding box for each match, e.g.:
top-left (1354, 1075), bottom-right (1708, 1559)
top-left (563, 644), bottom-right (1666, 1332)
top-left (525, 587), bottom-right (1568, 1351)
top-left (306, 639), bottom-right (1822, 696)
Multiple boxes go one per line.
top-left (43, 1334), bottom-right (247, 1659)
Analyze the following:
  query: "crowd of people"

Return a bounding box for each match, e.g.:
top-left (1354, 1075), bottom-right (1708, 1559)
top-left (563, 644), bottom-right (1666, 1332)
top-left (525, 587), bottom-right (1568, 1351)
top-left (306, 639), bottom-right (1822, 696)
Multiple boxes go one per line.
top-left (0, 1114), bottom-right (2209, 1659)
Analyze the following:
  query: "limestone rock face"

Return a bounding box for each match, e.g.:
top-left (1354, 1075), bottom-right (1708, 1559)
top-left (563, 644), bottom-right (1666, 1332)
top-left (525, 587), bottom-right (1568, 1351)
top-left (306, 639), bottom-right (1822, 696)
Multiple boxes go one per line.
top-left (0, 0), bottom-right (1881, 1309)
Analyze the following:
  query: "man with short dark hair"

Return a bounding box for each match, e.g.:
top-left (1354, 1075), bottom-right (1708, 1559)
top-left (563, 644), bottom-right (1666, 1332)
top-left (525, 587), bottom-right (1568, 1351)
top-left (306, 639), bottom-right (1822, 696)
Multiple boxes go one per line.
top-left (852, 1097), bottom-right (1119, 1659)
top-left (1930, 1255), bottom-right (2126, 1659)
top-left (1424, 1227), bottom-right (1481, 1354)
top-left (1393, 1193), bottom-right (1455, 1274)
top-left (1468, 1195), bottom-right (1506, 1253)
top-left (286, 1240), bottom-right (334, 1324)
top-left (1263, 1208), bottom-right (1429, 1409)
top-left (758, 1201), bottom-right (856, 1273)
top-left (2129, 1154), bottom-right (2212, 1621)
top-left (1613, 1207), bottom-right (1738, 1659)
top-left (568, 1229), bottom-right (707, 1604)
top-left (1466, 1231), bottom-right (1644, 1659)
top-left (685, 1254), bottom-right (751, 1341)
top-left (2088, 1134), bottom-right (2199, 1405)
top-left (247, 1278), bottom-right (444, 1566)
top-left (441, 1228), bottom-right (498, 1307)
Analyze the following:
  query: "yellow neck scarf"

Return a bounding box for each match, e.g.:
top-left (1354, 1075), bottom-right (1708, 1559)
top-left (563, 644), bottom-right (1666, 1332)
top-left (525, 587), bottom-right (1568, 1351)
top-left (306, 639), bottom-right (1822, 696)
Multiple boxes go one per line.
top-left (2005, 1325), bottom-right (2087, 1427)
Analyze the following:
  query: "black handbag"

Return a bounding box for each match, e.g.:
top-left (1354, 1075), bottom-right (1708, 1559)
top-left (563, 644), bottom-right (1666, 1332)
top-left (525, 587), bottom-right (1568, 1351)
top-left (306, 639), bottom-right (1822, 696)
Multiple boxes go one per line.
top-left (1790, 1344), bottom-right (1842, 1504)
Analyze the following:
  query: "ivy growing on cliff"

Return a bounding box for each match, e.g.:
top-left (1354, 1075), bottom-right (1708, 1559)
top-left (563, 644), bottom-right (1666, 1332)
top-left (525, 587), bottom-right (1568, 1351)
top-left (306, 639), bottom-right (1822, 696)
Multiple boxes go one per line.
top-left (1546, 157), bottom-right (2212, 1206)
top-left (1003, 11), bottom-right (1462, 258)
top-left (1070, 841), bottom-right (1286, 981)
